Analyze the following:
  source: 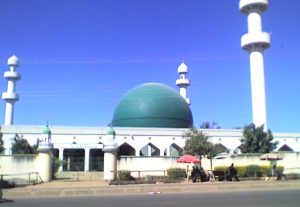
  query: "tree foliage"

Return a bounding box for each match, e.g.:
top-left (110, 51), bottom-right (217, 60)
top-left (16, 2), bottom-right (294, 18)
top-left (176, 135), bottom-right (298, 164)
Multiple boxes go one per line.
top-left (183, 128), bottom-right (224, 159)
top-left (240, 123), bottom-right (278, 153)
top-left (11, 134), bottom-right (37, 154)
top-left (0, 129), bottom-right (4, 154)
top-left (200, 121), bottom-right (221, 129)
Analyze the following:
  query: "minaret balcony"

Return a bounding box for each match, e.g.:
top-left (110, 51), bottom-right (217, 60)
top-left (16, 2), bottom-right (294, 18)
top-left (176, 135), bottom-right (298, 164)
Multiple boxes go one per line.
top-left (176, 79), bottom-right (190, 85)
top-left (4, 71), bottom-right (21, 80)
top-left (2, 92), bottom-right (19, 101)
top-left (239, 0), bottom-right (268, 13)
top-left (241, 32), bottom-right (270, 50)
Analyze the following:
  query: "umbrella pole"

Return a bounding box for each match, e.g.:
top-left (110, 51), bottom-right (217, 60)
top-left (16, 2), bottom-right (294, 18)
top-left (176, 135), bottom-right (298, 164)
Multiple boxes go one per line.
top-left (187, 165), bottom-right (189, 181)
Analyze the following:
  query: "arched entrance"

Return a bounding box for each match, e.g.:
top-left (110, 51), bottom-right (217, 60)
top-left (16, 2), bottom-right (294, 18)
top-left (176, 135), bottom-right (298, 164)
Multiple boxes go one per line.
top-left (118, 142), bottom-right (135, 156)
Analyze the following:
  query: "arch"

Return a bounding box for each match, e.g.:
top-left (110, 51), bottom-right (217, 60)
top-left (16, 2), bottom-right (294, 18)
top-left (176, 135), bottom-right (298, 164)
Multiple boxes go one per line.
top-left (140, 143), bottom-right (160, 156)
top-left (118, 142), bottom-right (136, 156)
top-left (278, 144), bottom-right (294, 152)
top-left (214, 143), bottom-right (229, 153)
top-left (169, 143), bottom-right (183, 157)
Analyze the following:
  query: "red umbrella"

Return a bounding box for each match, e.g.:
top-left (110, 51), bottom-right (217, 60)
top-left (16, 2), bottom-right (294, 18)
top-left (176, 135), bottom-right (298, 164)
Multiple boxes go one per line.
top-left (176, 154), bottom-right (201, 163)
top-left (260, 153), bottom-right (283, 161)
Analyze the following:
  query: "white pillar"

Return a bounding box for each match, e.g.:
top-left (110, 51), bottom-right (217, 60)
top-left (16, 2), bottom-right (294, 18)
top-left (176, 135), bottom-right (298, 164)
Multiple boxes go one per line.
top-left (147, 145), bottom-right (151, 156)
top-left (103, 148), bottom-right (117, 181)
top-left (37, 150), bottom-right (53, 182)
top-left (4, 102), bottom-right (14, 125)
top-left (179, 87), bottom-right (187, 100)
top-left (240, 0), bottom-right (270, 131)
top-left (249, 49), bottom-right (267, 130)
top-left (58, 148), bottom-right (64, 172)
top-left (160, 147), bottom-right (166, 156)
top-left (248, 12), bottom-right (262, 33)
top-left (135, 147), bottom-right (140, 156)
top-left (84, 148), bottom-right (90, 172)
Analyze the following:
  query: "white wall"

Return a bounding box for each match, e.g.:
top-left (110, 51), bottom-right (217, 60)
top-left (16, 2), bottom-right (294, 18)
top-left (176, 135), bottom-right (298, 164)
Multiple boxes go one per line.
top-left (118, 152), bottom-right (300, 178)
top-left (0, 154), bottom-right (37, 174)
top-left (0, 153), bottom-right (53, 183)
top-left (118, 156), bottom-right (182, 177)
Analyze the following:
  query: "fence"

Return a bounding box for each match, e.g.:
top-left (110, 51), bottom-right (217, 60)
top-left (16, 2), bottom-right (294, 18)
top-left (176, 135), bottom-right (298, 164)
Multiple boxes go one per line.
top-left (0, 172), bottom-right (42, 185)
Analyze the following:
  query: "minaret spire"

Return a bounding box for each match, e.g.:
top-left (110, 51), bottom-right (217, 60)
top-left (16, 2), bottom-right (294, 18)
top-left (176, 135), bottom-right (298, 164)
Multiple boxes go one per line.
top-left (240, 0), bottom-right (270, 131)
top-left (2, 55), bottom-right (21, 125)
top-left (176, 62), bottom-right (191, 105)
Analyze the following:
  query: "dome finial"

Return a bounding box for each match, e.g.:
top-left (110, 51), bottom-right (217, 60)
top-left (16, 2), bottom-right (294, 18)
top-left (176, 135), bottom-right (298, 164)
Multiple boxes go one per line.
top-left (107, 126), bottom-right (116, 135)
top-left (43, 122), bottom-right (51, 134)
top-left (7, 55), bottom-right (20, 67)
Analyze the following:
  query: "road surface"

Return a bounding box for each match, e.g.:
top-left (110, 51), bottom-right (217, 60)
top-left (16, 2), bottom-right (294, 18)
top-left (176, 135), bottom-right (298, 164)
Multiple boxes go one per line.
top-left (1, 189), bottom-right (299, 207)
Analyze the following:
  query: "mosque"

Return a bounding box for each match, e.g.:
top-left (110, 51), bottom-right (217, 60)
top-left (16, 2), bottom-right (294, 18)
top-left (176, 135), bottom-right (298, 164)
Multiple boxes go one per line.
top-left (1, 0), bottom-right (300, 180)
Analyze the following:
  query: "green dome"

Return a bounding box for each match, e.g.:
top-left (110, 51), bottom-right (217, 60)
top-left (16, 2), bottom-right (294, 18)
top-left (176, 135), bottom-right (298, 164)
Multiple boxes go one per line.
top-left (111, 83), bottom-right (193, 128)
top-left (43, 125), bottom-right (51, 134)
top-left (107, 127), bottom-right (116, 135)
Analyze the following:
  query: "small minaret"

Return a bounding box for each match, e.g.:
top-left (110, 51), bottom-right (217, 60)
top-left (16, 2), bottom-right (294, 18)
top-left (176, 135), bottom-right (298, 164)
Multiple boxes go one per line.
top-left (2, 55), bottom-right (21, 125)
top-left (176, 63), bottom-right (191, 105)
top-left (41, 124), bottom-right (52, 147)
top-left (36, 124), bottom-right (53, 182)
top-left (103, 126), bottom-right (118, 181)
top-left (240, 0), bottom-right (270, 131)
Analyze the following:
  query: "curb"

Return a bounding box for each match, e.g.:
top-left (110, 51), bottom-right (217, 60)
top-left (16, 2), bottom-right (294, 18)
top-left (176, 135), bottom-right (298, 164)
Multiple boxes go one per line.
top-left (3, 180), bottom-right (300, 198)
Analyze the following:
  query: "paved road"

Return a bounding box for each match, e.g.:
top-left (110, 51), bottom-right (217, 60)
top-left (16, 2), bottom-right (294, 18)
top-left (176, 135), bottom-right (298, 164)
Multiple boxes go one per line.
top-left (1, 189), bottom-right (300, 207)
top-left (4, 180), bottom-right (300, 198)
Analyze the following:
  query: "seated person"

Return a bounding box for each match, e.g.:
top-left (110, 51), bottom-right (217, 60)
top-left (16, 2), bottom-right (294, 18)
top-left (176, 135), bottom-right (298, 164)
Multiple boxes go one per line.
top-left (267, 164), bottom-right (286, 180)
top-left (199, 167), bottom-right (209, 182)
top-left (227, 163), bottom-right (240, 181)
top-left (191, 166), bottom-right (201, 182)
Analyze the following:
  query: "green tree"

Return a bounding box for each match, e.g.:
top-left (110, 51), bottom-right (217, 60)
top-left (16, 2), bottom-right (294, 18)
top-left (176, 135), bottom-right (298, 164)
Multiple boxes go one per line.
top-left (183, 128), bottom-right (213, 156)
top-left (0, 130), bottom-right (4, 154)
top-left (184, 128), bottom-right (225, 170)
top-left (200, 121), bottom-right (221, 129)
top-left (240, 123), bottom-right (278, 153)
top-left (11, 134), bottom-right (37, 154)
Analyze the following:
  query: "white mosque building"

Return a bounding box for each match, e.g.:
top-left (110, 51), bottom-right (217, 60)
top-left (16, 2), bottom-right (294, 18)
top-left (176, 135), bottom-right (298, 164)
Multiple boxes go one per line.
top-left (1, 0), bottom-right (300, 176)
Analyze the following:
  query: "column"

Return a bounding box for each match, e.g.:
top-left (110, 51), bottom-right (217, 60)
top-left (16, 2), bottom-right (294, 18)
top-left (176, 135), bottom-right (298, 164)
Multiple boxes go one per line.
top-left (58, 148), bottom-right (64, 172)
top-left (103, 148), bottom-right (117, 181)
top-left (84, 148), bottom-right (90, 172)
top-left (37, 150), bottom-right (53, 182)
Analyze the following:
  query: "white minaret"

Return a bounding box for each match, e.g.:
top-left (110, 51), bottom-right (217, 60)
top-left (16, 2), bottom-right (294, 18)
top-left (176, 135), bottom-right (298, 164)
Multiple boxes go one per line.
top-left (2, 55), bottom-right (21, 125)
top-left (240, 0), bottom-right (270, 131)
top-left (176, 63), bottom-right (191, 105)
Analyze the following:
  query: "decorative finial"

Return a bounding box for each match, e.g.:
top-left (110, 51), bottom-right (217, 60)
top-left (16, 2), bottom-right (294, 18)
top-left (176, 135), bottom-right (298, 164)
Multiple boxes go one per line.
top-left (7, 55), bottom-right (20, 67)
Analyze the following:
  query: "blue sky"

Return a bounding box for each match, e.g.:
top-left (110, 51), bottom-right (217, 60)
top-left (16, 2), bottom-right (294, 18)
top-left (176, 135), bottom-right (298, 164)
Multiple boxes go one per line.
top-left (0, 0), bottom-right (299, 132)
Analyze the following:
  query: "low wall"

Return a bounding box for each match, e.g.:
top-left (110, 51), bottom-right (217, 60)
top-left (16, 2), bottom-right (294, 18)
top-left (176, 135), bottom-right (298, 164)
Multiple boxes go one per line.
top-left (118, 156), bottom-right (182, 177)
top-left (2, 152), bottom-right (300, 182)
top-left (118, 152), bottom-right (300, 178)
top-left (0, 154), bottom-right (38, 174)
top-left (0, 154), bottom-right (39, 184)
top-left (0, 152), bottom-right (54, 183)
top-left (204, 152), bottom-right (300, 174)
